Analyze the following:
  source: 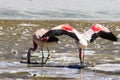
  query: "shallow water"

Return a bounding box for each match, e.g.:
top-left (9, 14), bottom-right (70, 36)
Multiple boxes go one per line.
top-left (0, 19), bottom-right (120, 80)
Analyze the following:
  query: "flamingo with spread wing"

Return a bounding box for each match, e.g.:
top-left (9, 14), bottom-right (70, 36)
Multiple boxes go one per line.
top-left (41, 24), bottom-right (117, 65)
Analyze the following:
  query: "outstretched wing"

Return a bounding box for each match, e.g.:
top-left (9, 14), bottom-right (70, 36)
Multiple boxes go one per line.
top-left (89, 24), bottom-right (118, 43)
top-left (98, 31), bottom-right (117, 41)
top-left (42, 29), bottom-right (79, 41)
top-left (90, 30), bottom-right (118, 43)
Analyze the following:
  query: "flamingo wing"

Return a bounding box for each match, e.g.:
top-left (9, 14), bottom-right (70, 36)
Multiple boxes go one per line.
top-left (42, 29), bottom-right (79, 41)
top-left (99, 31), bottom-right (117, 41)
top-left (47, 36), bottom-right (59, 42)
top-left (90, 31), bottom-right (118, 43)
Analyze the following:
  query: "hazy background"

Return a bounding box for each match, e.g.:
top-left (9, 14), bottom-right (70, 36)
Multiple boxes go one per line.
top-left (0, 0), bottom-right (120, 20)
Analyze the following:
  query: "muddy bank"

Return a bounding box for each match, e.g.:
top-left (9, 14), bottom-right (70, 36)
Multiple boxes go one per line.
top-left (0, 19), bottom-right (120, 80)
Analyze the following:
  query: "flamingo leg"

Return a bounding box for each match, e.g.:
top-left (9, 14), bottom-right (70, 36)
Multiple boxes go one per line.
top-left (27, 49), bottom-right (31, 64)
top-left (44, 47), bottom-right (51, 64)
top-left (27, 41), bottom-right (37, 64)
top-left (79, 48), bottom-right (84, 65)
top-left (83, 49), bottom-right (85, 64)
top-left (41, 47), bottom-right (44, 64)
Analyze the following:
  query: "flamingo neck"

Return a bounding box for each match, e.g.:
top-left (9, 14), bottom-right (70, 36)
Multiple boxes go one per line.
top-left (82, 29), bottom-right (94, 41)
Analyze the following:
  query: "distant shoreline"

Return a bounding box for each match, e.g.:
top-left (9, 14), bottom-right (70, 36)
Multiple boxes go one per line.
top-left (0, 19), bottom-right (120, 23)
top-left (0, 19), bottom-right (120, 29)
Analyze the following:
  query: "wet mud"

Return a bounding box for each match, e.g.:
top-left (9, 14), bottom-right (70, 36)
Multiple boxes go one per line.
top-left (0, 19), bottom-right (120, 80)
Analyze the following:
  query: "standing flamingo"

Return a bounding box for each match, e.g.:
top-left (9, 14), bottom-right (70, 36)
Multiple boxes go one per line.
top-left (27, 29), bottom-right (60, 64)
top-left (42, 24), bottom-right (117, 65)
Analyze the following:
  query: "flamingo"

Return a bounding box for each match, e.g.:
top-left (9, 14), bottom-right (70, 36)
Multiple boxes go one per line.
top-left (42, 24), bottom-right (118, 65)
top-left (27, 29), bottom-right (60, 64)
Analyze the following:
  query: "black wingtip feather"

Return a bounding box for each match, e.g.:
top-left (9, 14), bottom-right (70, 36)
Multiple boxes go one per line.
top-left (90, 31), bottom-right (118, 43)
top-left (90, 33), bottom-right (99, 43)
top-left (99, 31), bottom-right (118, 41)
top-left (42, 29), bottom-right (79, 41)
top-left (47, 36), bottom-right (59, 42)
